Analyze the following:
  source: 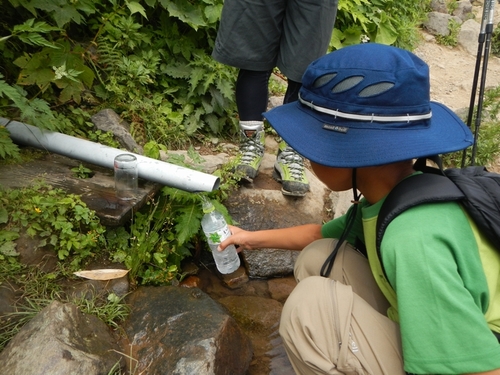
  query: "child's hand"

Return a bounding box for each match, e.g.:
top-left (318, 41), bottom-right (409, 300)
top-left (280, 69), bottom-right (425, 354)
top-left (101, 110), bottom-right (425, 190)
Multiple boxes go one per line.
top-left (218, 225), bottom-right (254, 252)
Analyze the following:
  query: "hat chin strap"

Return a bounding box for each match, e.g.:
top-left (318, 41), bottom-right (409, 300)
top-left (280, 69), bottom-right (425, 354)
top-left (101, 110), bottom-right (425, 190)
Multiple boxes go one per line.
top-left (320, 169), bottom-right (361, 277)
top-left (350, 168), bottom-right (361, 204)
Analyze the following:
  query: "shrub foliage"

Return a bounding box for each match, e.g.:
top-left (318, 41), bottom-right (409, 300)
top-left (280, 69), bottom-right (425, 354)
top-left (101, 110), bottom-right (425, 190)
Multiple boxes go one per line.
top-left (0, 0), bottom-right (428, 159)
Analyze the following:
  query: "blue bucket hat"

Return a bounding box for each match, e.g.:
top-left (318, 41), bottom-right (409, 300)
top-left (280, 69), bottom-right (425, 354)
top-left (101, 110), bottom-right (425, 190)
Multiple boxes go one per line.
top-left (263, 43), bottom-right (473, 168)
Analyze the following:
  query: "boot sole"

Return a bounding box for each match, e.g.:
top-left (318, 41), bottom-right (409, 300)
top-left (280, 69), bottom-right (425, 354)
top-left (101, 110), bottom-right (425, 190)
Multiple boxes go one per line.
top-left (272, 168), bottom-right (308, 197)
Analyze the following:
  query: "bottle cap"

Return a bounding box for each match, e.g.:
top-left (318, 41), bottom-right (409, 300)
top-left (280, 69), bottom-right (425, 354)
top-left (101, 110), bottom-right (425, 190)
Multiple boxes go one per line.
top-left (201, 200), bottom-right (215, 214)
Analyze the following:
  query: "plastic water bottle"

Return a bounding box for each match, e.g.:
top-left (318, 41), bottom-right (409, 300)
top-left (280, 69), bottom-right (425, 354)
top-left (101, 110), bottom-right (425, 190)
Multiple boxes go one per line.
top-left (201, 199), bottom-right (240, 274)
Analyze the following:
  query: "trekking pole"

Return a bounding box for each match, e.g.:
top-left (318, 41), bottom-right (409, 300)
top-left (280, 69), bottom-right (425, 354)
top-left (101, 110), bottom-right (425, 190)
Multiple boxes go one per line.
top-left (462, 0), bottom-right (497, 166)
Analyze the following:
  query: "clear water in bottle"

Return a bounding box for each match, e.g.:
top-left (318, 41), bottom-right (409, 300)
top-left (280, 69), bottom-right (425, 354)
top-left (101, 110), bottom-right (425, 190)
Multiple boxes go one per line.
top-left (201, 199), bottom-right (240, 274)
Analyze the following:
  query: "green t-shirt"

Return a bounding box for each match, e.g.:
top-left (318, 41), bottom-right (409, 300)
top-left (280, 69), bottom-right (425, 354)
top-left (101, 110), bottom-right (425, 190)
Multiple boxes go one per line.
top-left (322, 196), bottom-right (500, 374)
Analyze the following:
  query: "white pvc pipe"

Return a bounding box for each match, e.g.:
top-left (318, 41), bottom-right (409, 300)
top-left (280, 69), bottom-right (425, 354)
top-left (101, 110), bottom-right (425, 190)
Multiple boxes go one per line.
top-left (2, 119), bottom-right (220, 192)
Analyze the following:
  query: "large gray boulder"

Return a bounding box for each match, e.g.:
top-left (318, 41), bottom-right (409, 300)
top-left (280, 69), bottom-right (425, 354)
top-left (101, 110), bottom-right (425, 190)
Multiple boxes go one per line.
top-left (0, 301), bottom-right (123, 375)
top-left (123, 286), bottom-right (253, 375)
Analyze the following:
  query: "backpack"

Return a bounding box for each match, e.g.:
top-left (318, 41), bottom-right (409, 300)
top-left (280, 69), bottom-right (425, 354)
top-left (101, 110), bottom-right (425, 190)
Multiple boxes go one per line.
top-left (376, 156), bottom-right (500, 265)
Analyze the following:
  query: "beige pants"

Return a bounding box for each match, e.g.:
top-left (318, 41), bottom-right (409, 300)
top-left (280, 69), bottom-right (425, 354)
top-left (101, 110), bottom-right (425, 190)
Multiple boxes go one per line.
top-left (279, 239), bottom-right (406, 375)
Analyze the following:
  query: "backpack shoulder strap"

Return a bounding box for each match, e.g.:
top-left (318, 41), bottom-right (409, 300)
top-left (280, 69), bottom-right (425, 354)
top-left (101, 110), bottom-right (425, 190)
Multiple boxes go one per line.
top-left (376, 172), bottom-right (465, 256)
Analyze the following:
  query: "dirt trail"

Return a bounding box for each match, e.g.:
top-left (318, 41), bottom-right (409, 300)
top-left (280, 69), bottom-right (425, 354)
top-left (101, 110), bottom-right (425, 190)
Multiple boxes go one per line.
top-left (415, 32), bottom-right (500, 112)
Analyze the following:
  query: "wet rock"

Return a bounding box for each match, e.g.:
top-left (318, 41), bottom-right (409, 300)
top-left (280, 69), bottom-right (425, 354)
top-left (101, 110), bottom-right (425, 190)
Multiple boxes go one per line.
top-left (182, 261), bottom-right (201, 276)
top-left (220, 265), bottom-right (250, 289)
top-left (123, 286), bottom-right (252, 375)
top-left (217, 295), bottom-right (283, 334)
top-left (268, 276), bottom-right (297, 303)
top-left (180, 275), bottom-right (203, 288)
top-left (265, 329), bottom-right (293, 375)
top-left (64, 274), bottom-right (130, 300)
top-left (0, 300), bottom-right (123, 375)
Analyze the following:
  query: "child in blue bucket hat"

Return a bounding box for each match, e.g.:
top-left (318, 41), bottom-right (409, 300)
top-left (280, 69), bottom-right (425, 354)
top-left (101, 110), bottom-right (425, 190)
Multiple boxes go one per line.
top-left (220, 43), bottom-right (500, 374)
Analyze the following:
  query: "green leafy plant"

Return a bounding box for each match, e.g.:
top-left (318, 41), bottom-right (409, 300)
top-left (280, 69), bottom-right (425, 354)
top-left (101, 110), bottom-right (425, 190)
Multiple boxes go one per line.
top-left (436, 18), bottom-right (461, 47)
top-left (71, 163), bottom-right (93, 179)
top-left (107, 189), bottom-right (234, 286)
top-left (443, 85), bottom-right (500, 168)
top-left (71, 291), bottom-right (130, 330)
top-left (269, 70), bottom-right (287, 97)
top-left (492, 24), bottom-right (500, 58)
top-left (0, 181), bottom-right (106, 267)
top-left (332, 0), bottom-right (430, 50)
top-left (107, 195), bottom-right (189, 286)
top-left (0, 0), bottom-right (431, 162)
top-left (0, 125), bottom-right (20, 160)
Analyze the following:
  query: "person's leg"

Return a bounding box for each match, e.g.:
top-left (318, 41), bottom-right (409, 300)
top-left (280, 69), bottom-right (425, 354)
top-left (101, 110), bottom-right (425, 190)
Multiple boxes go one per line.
top-left (270, 0), bottom-right (338, 196)
top-left (274, 78), bottom-right (311, 196)
top-left (212, 0), bottom-right (287, 181)
top-left (294, 238), bottom-right (390, 314)
top-left (234, 69), bottom-right (272, 180)
top-left (283, 79), bottom-right (302, 104)
top-left (212, 0), bottom-right (284, 71)
top-left (278, 0), bottom-right (338, 82)
top-left (280, 276), bottom-right (405, 375)
top-left (236, 69), bottom-right (272, 120)
top-left (279, 239), bottom-right (404, 374)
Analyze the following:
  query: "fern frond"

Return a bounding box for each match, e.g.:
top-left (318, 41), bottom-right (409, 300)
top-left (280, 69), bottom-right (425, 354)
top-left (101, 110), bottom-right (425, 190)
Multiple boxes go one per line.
top-left (0, 126), bottom-right (21, 160)
top-left (174, 204), bottom-right (202, 246)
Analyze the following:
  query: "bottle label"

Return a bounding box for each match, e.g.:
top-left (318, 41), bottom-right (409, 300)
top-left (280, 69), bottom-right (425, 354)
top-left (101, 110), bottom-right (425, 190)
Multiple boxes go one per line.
top-left (205, 226), bottom-right (231, 245)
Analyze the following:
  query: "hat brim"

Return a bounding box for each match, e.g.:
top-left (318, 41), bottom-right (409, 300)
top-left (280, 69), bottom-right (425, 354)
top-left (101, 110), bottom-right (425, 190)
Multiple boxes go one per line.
top-left (263, 101), bottom-right (473, 168)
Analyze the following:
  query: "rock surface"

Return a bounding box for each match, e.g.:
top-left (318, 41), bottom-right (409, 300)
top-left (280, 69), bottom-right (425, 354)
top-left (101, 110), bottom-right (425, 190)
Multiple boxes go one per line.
top-left (123, 286), bottom-right (253, 375)
top-left (0, 301), bottom-right (122, 375)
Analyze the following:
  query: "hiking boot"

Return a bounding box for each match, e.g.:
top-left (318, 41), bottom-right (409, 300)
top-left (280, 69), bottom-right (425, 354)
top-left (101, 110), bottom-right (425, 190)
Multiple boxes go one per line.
top-left (273, 141), bottom-right (310, 197)
top-left (235, 128), bottom-right (265, 181)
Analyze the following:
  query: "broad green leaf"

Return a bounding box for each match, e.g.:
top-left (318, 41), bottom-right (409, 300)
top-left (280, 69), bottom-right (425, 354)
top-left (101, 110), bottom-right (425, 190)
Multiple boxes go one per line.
top-left (166, 1), bottom-right (205, 30)
top-left (330, 29), bottom-right (345, 50)
top-left (143, 141), bottom-right (161, 160)
top-left (175, 204), bottom-right (202, 246)
top-left (216, 78), bottom-right (234, 100)
top-left (188, 67), bottom-right (205, 91)
top-left (373, 14), bottom-right (398, 45)
top-left (18, 68), bottom-right (54, 87)
top-left (0, 230), bottom-right (19, 241)
top-left (52, 4), bottom-right (85, 27)
top-left (13, 53), bottom-right (39, 70)
top-left (208, 88), bottom-right (222, 112)
top-left (0, 242), bottom-right (19, 257)
top-left (184, 114), bottom-right (202, 135)
top-left (153, 252), bottom-right (164, 264)
top-left (163, 63), bottom-right (191, 79)
top-left (59, 82), bottom-right (83, 104)
top-left (13, 19), bottom-right (59, 34)
top-left (204, 113), bottom-right (220, 133)
top-left (127, 1), bottom-right (148, 18)
top-left (167, 111), bottom-right (183, 125)
top-left (204, 4), bottom-right (222, 24)
top-left (0, 79), bottom-right (25, 108)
